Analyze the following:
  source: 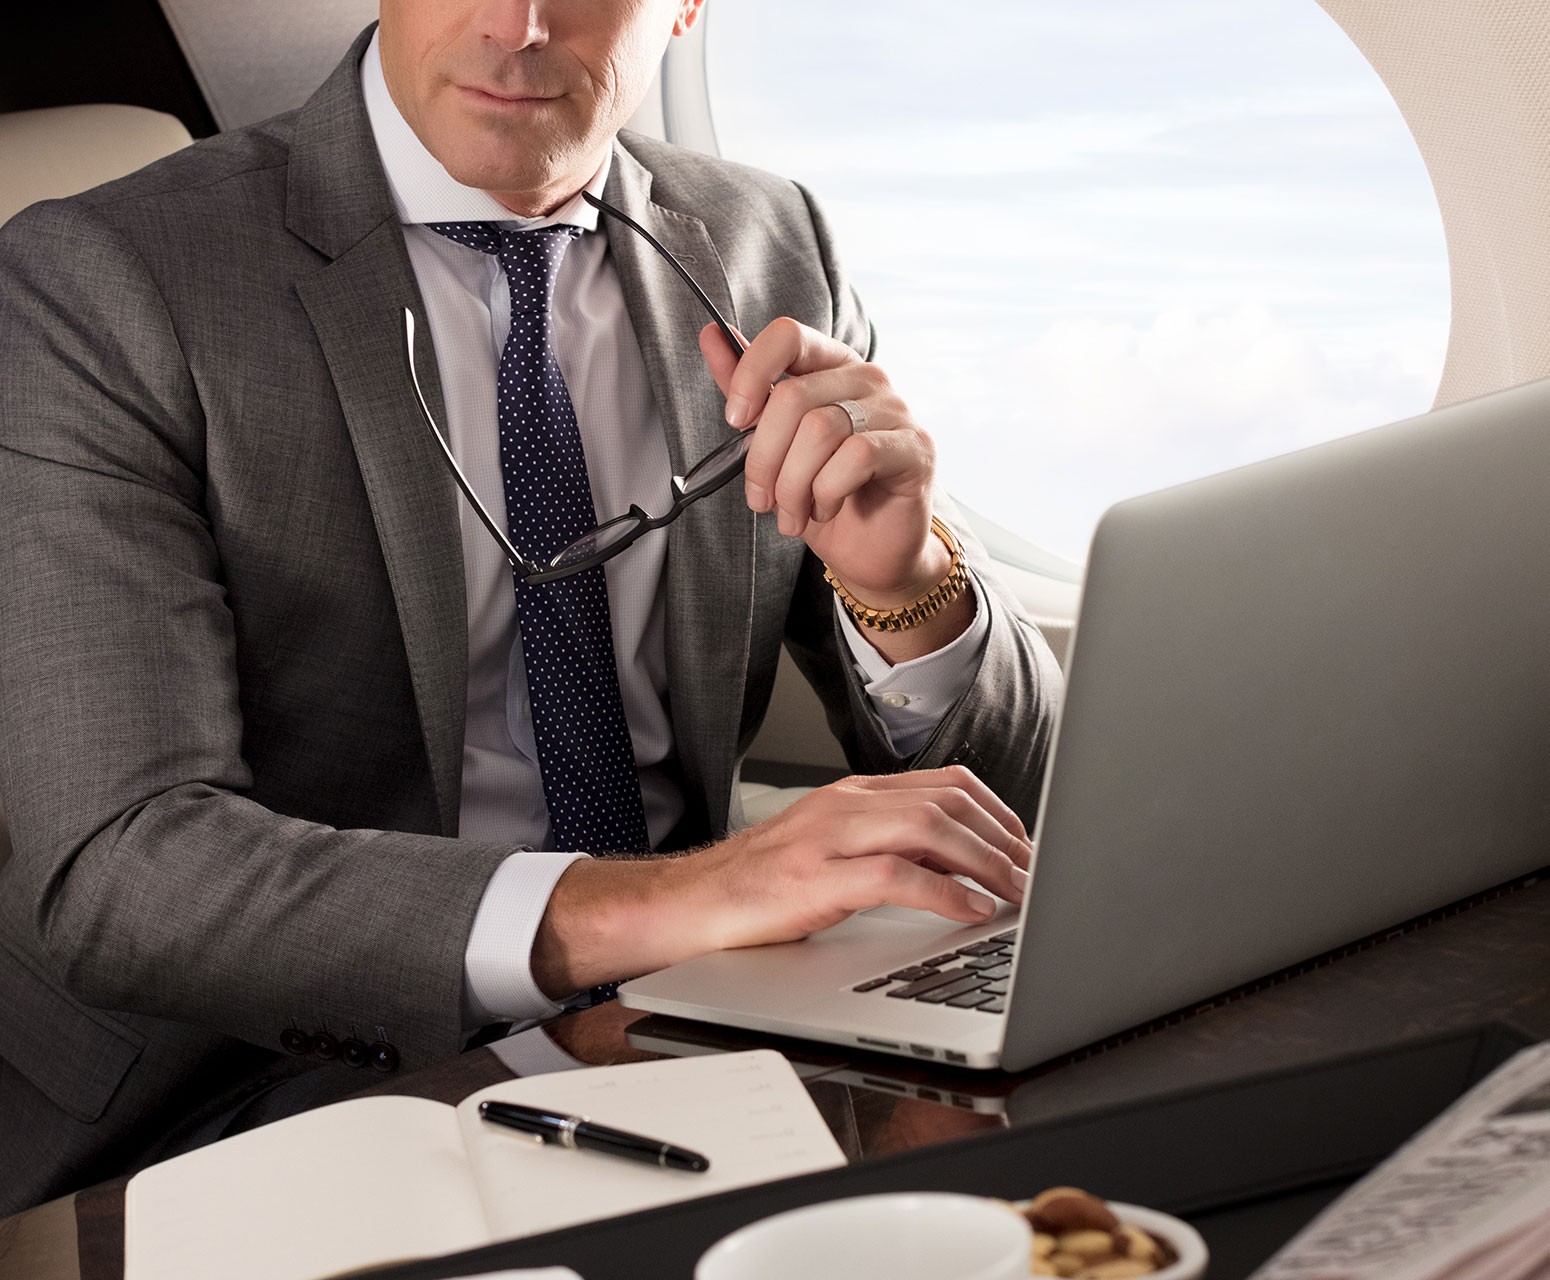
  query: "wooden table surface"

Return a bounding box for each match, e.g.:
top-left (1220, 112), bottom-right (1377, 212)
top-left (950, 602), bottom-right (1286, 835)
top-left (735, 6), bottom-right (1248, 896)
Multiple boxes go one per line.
top-left (2, 872), bottom-right (1547, 1280)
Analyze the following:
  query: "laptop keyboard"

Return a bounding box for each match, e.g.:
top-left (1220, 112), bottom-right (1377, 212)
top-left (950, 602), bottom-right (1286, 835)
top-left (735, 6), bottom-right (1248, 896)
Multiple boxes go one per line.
top-left (850, 930), bottom-right (1018, 1013)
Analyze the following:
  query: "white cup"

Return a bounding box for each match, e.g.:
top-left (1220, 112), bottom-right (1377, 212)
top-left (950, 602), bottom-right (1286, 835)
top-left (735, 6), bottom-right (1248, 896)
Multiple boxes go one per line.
top-left (695, 1191), bottom-right (1033, 1280)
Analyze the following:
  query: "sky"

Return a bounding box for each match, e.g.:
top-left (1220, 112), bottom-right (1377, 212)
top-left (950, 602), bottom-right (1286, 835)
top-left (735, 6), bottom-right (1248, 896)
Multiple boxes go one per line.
top-left (704, 0), bottom-right (1451, 564)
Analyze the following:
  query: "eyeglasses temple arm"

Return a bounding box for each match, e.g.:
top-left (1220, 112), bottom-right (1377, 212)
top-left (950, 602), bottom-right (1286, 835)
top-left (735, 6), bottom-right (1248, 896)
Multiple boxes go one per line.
top-left (402, 308), bottom-right (537, 575)
top-left (583, 190), bottom-right (747, 359)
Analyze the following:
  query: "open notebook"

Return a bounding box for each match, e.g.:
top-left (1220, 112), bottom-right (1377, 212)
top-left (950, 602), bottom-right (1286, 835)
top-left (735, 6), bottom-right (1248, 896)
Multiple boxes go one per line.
top-left (125, 1049), bottom-right (845, 1280)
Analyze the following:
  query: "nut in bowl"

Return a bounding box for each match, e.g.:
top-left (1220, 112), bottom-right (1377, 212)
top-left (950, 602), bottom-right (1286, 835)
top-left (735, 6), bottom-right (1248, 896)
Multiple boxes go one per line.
top-left (1013, 1187), bottom-right (1208, 1280)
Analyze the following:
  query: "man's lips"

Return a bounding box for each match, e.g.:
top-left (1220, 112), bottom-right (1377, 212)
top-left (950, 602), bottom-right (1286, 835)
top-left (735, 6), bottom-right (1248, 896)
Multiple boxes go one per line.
top-left (460, 85), bottom-right (561, 107)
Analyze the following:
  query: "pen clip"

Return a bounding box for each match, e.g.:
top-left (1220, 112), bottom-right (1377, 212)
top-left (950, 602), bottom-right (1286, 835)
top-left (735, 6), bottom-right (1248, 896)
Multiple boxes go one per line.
top-left (556, 1114), bottom-right (585, 1150)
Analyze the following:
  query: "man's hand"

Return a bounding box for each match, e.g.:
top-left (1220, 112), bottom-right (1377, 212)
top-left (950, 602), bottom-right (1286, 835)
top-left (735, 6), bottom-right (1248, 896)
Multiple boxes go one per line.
top-left (531, 767), bottom-right (1031, 999)
top-left (698, 319), bottom-right (972, 663)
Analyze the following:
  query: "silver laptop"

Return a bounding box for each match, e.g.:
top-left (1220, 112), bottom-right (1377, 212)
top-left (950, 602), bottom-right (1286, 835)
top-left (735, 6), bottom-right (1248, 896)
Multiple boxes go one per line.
top-left (620, 376), bottom-right (1550, 1071)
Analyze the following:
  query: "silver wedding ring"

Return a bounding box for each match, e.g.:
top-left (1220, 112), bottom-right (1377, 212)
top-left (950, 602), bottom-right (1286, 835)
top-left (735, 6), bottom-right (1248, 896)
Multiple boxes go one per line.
top-left (835, 399), bottom-right (870, 434)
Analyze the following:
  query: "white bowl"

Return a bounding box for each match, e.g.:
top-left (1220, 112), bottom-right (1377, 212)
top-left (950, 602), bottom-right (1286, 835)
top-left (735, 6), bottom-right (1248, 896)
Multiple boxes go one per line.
top-left (696, 1191), bottom-right (1034, 1280)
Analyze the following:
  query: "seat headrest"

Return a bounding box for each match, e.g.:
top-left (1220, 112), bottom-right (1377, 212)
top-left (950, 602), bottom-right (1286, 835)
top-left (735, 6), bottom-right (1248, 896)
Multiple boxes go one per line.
top-left (0, 103), bottom-right (192, 228)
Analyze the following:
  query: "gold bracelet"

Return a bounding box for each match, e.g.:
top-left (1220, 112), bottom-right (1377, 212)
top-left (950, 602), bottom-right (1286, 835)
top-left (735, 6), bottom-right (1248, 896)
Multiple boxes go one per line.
top-left (824, 516), bottom-right (971, 632)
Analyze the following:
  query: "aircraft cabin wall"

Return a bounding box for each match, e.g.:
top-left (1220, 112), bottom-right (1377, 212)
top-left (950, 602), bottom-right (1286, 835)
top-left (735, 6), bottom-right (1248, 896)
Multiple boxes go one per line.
top-left (1317, 0), bottom-right (1550, 410)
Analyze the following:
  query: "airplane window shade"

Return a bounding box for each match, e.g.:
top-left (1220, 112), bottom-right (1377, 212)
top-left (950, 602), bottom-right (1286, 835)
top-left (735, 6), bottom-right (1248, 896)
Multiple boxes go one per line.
top-left (702, 0), bottom-right (1450, 565)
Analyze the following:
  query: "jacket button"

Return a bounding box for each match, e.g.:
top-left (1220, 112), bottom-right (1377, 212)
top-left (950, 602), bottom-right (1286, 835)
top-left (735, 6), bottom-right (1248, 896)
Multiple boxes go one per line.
top-left (311, 1031), bottom-right (339, 1060)
top-left (368, 1041), bottom-right (400, 1073)
top-left (945, 742), bottom-right (984, 775)
top-left (280, 1028), bottom-right (310, 1055)
top-left (339, 1038), bottom-right (368, 1069)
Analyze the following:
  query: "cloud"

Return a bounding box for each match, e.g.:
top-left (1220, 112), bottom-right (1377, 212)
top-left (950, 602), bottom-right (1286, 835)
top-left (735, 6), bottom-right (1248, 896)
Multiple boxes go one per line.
top-left (876, 303), bottom-right (1444, 561)
top-left (1050, 307), bottom-right (1378, 441)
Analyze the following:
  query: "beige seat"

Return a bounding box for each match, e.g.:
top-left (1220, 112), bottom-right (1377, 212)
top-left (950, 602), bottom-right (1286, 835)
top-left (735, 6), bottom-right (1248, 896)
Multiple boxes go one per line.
top-left (0, 103), bottom-right (192, 228)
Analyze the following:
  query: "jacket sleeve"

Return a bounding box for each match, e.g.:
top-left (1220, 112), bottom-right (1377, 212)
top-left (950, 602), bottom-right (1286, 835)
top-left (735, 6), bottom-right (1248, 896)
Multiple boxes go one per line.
top-left (780, 183), bottom-right (1065, 828)
top-left (0, 198), bottom-right (509, 1072)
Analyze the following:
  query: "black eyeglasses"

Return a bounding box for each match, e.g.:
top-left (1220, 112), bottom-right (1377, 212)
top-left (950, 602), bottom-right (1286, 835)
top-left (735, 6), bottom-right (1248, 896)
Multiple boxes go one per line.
top-left (404, 190), bottom-right (750, 586)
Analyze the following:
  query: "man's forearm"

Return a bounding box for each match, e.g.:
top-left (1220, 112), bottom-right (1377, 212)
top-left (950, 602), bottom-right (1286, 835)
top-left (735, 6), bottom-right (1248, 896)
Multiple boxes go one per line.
top-left (530, 855), bottom-right (708, 998)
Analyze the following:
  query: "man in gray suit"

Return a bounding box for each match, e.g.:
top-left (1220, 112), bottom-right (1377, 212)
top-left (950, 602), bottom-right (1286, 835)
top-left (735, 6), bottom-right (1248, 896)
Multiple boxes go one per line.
top-left (0, 0), bottom-right (1060, 1212)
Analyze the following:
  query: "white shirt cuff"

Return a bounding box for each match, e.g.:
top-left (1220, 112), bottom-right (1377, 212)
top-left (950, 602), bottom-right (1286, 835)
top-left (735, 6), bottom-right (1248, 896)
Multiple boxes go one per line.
top-left (487, 1024), bottom-right (591, 1076)
top-left (462, 850), bottom-right (590, 1027)
top-left (835, 570), bottom-right (991, 757)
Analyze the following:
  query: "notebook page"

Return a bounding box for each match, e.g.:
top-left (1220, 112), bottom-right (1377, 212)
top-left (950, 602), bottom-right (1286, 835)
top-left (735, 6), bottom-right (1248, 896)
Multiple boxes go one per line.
top-left (125, 1095), bottom-right (487, 1280)
top-left (455, 1048), bottom-right (847, 1240)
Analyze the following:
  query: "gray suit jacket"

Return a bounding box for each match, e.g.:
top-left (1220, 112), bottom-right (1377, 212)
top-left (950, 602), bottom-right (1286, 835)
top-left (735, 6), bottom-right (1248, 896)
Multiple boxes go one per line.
top-left (0, 28), bottom-right (1060, 1213)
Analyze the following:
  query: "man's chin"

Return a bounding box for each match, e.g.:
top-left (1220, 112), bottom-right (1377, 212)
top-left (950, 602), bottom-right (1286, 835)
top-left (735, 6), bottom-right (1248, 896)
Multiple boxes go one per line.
top-left (432, 125), bottom-right (594, 205)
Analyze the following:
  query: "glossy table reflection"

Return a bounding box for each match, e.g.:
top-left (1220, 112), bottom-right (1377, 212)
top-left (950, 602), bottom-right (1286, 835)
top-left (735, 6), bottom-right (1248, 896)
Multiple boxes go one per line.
top-left (1, 873), bottom-right (1546, 1280)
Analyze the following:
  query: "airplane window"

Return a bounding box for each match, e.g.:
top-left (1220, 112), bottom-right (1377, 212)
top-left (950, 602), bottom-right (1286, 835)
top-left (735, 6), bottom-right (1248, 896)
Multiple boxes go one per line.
top-left (703, 0), bottom-right (1450, 565)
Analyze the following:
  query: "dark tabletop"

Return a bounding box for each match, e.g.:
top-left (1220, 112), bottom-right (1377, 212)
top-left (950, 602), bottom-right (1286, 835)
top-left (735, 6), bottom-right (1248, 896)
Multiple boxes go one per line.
top-left (2, 873), bottom-right (1546, 1280)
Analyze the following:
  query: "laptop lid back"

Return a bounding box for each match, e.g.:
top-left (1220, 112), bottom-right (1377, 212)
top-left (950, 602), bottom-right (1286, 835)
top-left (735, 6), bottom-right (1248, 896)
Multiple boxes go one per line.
top-left (1001, 376), bottom-right (1550, 1072)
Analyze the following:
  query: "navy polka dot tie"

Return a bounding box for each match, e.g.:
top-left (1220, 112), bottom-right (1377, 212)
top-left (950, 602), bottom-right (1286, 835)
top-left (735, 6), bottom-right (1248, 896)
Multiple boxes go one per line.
top-left (430, 221), bottom-right (650, 857)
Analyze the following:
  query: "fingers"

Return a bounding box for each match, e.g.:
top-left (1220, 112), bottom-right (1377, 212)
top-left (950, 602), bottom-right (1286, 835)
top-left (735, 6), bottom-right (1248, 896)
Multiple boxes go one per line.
top-left (914, 788), bottom-right (1032, 873)
top-left (848, 766), bottom-right (1033, 850)
top-left (743, 365), bottom-right (878, 524)
top-left (838, 783), bottom-right (1028, 872)
top-left (838, 802), bottom-right (1026, 904)
top-left (697, 321), bottom-right (745, 398)
top-left (806, 430), bottom-right (935, 530)
top-left (826, 854), bottom-right (1000, 924)
top-left (699, 318), bottom-right (927, 532)
top-left (722, 316), bottom-right (862, 429)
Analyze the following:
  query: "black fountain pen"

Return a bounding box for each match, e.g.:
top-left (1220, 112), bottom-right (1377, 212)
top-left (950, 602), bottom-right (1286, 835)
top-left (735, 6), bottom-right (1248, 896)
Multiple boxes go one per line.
top-left (479, 1100), bottom-right (711, 1173)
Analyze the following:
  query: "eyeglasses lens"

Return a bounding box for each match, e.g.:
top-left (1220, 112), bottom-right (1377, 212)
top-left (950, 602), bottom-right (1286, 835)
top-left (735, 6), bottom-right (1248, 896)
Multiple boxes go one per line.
top-left (549, 514), bottom-right (644, 570)
top-left (681, 432), bottom-right (752, 498)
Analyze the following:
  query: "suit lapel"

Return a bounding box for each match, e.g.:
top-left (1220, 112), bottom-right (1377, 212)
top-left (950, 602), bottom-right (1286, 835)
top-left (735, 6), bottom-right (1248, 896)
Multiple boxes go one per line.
top-left (288, 30), bottom-right (467, 837)
top-left (604, 144), bottom-right (756, 834)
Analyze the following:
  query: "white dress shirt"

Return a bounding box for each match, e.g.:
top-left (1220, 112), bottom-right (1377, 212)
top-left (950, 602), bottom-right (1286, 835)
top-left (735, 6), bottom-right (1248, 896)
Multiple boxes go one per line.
top-left (360, 34), bottom-right (990, 1028)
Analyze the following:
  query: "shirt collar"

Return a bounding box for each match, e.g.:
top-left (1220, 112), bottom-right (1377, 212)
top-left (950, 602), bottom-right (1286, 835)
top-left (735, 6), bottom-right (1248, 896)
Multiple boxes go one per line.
top-left (360, 29), bottom-right (608, 231)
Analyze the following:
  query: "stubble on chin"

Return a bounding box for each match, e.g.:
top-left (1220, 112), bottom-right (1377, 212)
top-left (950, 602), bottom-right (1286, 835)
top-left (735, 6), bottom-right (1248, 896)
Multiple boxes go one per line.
top-left (438, 105), bottom-right (557, 182)
top-left (414, 51), bottom-right (607, 203)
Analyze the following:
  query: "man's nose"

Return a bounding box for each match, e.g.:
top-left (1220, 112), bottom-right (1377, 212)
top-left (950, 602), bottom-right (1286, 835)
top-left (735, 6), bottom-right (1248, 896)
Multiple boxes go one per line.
top-left (477, 0), bottom-right (549, 52)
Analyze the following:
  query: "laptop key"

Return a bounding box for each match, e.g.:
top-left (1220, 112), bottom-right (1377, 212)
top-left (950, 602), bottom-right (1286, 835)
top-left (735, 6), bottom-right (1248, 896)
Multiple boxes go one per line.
top-left (964, 955), bottom-right (1005, 970)
top-left (887, 965), bottom-right (937, 983)
top-left (852, 977), bottom-right (891, 993)
top-left (956, 941), bottom-right (1004, 957)
top-left (991, 931), bottom-right (1019, 943)
top-left (945, 990), bottom-right (995, 1009)
top-left (976, 999), bottom-right (1007, 1014)
top-left (981, 980), bottom-right (1008, 995)
top-left (916, 975), bottom-right (989, 1004)
top-left (887, 967), bottom-right (973, 999)
top-left (979, 962), bottom-right (1013, 982)
top-left (923, 954), bottom-right (960, 967)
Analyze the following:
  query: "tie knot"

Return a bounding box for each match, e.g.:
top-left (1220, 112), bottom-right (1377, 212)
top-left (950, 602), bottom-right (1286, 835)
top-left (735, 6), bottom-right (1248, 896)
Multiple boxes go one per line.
top-left (427, 221), bottom-right (582, 311)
